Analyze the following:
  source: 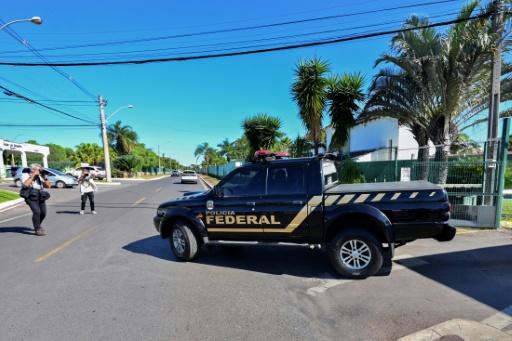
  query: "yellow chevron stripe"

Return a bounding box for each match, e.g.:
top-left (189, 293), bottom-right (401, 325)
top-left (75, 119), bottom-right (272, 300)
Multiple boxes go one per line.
top-left (372, 193), bottom-right (386, 202)
top-left (324, 195), bottom-right (340, 206)
top-left (339, 194), bottom-right (355, 204)
top-left (354, 193), bottom-right (370, 203)
top-left (391, 192), bottom-right (401, 200)
top-left (409, 192), bottom-right (418, 199)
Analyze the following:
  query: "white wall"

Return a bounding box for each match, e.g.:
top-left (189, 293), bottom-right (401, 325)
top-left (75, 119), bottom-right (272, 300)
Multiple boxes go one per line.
top-left (350, 117), bottom-right (398, 152)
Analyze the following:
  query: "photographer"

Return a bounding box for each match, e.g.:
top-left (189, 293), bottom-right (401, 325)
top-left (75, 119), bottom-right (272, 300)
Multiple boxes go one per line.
top-left (79, 169), bottom-right (97, 215)
top-left (21, 164), bottom-right (51, 236)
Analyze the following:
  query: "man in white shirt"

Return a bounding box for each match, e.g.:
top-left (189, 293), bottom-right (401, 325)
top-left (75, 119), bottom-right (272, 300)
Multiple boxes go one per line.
top-left (79, 169), bottom-right (97, 215)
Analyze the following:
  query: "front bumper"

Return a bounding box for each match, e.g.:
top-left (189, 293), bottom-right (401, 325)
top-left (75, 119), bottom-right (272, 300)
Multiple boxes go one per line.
top-left (153, 216), bottom-right (162, 234)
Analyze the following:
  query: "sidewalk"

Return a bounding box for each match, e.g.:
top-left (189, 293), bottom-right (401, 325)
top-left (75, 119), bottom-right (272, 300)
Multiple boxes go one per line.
top-left (199, 174), bottom-right (220, 189)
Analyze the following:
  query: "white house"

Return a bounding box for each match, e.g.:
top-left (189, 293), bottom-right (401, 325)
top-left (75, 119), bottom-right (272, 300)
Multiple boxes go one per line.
top-left (0, 139), bottom-right (50, 179)
top-left (325, 117), bottom-right (434, 161)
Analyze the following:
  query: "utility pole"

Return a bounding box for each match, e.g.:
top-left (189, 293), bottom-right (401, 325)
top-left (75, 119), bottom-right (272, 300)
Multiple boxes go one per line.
top-left (484, 0), bottom-right (504, 205)
top-left (99, 95), bottom-right (112, 182)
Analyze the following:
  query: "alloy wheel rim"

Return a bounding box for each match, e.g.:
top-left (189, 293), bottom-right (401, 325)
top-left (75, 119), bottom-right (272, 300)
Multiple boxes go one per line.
top-left (172, 229), bottom-right (186, 254)
top-left (340, 239), bottom-right (371, 270)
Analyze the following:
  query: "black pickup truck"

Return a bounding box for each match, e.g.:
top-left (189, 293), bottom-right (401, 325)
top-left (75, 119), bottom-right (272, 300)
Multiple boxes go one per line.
top-left (154, 155), bottom-right (455, 278)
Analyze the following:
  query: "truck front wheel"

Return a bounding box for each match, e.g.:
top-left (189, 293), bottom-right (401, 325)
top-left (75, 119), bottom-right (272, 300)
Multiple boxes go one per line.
top-left (328, 228), bottom-right (383, 279)
top-left (169, 221), bottom-right (198, 261)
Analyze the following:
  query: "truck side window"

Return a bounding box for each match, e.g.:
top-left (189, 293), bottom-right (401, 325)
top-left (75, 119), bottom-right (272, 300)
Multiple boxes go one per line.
top-left (267, 165), bottom-right (305, 195)
top-left (220, 167), bottom-right (264, 197)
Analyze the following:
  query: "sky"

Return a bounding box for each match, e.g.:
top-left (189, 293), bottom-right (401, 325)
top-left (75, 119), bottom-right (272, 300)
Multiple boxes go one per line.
top-left (0, 0), bottom-right (498, 165)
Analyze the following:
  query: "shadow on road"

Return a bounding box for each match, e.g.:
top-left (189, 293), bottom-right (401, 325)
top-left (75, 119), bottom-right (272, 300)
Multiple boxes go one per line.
top-left (56, 210), bottom-right (81, 215)
top-left (123, 235), bottom-right (339, 278)
top-left (124, 237), bottom-right (512, 309)
top-left (47, 203), bottom-right (157, 210)
top-left (403, 244), bottom-right (512, 312)
top-left (0, 226), bottom-right (34, 235)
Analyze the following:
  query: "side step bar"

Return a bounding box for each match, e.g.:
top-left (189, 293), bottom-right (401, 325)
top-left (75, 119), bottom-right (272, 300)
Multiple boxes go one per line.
top-left (203, 238), bottom-right (323, 249)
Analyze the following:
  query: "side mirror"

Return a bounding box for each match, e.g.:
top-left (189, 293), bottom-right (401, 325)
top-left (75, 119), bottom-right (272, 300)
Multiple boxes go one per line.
top-left (213, 185), bottom-right (223, 198)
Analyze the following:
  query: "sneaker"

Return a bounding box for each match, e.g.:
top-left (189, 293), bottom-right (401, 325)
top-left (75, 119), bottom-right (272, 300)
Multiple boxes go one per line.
top-left (80, 210), bottom-right (84, 215)
top-left (35, 229), bottom-right (47, 236)
top-left (92, 211), bottom-right (97, 215)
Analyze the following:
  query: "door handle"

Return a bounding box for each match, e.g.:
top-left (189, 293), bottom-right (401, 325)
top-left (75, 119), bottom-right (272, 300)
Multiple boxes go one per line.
top-left (246, 201), bottom-right (256, 206)
top-left (292, 200), bottom-right (303, 205)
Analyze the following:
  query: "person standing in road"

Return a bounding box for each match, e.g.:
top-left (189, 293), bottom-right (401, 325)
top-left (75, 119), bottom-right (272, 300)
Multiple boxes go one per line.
top-left (79, 168), bottom-right (97, 215)
top-left (21, 164), bottom-right (51, 236)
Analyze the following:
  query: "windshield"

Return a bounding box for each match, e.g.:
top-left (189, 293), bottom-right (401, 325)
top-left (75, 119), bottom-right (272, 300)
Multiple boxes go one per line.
top-left (183, 171), bottom-right (196, 175)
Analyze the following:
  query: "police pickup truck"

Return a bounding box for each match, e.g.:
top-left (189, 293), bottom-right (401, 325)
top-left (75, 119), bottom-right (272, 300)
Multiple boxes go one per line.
top-left (154, 152), bottom-right (455, 278)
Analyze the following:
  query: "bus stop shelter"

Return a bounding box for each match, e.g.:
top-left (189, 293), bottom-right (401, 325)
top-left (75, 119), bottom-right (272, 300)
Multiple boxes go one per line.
top-left (0, 139), bottom-right (49, 179)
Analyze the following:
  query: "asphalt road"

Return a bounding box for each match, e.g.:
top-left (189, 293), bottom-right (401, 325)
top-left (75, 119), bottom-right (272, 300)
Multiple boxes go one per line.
top-left (0, 177), bottom-right (511, 340)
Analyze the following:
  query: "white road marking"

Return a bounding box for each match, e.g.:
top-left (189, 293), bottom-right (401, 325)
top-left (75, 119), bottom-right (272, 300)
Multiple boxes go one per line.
top-left (131, 197), bottom-right (146, 207)
top-left (481, 305), bottom-right (512, 330)
top-left (306, 254), bottom-right (430, 296)
top-left (0, 212), bottom-right (32, 224)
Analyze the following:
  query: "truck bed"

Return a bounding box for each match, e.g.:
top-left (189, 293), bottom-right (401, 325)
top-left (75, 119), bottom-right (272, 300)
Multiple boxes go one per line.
top-left (325, 180), bottom-right (442, 194)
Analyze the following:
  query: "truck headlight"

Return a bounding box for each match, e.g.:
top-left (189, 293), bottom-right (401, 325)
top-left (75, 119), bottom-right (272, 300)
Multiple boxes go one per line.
top-left (157, 208), bottom-right (166, 217)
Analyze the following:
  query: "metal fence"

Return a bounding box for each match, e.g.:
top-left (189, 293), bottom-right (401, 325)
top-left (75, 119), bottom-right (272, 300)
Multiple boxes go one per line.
top-left (341, 130), bottom-right (509, 228)
top-left (203, 160), bottom-right (244, 178)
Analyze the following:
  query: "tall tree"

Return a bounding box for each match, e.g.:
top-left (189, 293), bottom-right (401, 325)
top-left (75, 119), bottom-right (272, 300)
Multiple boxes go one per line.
top-left (242, 113), bottom-right (283, 157)
top-left (217, 138), bottom-right (233, 161)
top-left (289, 135), bottom-right (312, 158)
top-left (73, 143), bottom-right (104, 166)
top-left (291, 58), bottom-right (329, 155)
top-left (107, 120), bottom-right (139, 155)
top-left (194, 142), bottom-right (211, 165)
top-left (362, 1), bottom-right (508, 183)
top-left (326, 73), bottom-right (365, 150)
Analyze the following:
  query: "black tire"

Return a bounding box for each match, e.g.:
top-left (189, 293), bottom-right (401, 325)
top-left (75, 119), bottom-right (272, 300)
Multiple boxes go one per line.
top-left (328, 228), bottom-right (383, 279)
top-left (56, 181), bottom-right (65, 189)
top-left (15, 179), bottom-right (22, 188)
top-left (169, 221), bottom-right (198, 261)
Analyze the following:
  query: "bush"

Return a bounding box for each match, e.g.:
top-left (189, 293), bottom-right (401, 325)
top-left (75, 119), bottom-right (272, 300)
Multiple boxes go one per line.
top-left (338, 159), bottom-right (366, 184)
top-left (113, 155), bottom-right (142, 175)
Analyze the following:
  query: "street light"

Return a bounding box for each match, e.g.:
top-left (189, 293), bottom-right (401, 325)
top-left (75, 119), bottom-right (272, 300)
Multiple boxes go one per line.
top-left (99, 103), bottom-right (134, 182)
top-left (107, 104), bottom-right (134, 121)
top-left (0, 16), bottom-right (43, 31)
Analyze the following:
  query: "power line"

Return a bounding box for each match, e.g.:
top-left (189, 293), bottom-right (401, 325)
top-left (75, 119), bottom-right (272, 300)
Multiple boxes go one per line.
top-left (0, 0), bottom-right (460, 55)
top-left (0, 19), bottom-right (97, 100)
top-left (0, 123), bottom-right (97, 127)
top-left (0, 11), bottom-right (459, 61)
top-left (0, 13), bottom-right (490, 67)
top-left (0, 84), bottom-right (99, 124)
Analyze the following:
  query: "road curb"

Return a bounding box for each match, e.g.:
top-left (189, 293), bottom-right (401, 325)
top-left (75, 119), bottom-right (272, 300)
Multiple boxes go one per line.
top-left (111, 175), bottom-right (169, 182)
top-left (0, 197), bottom-right (24, 213)
top-left (198, 175), bottom-right (214, 189)
top-left (95, 182), bottom-right (122, 186)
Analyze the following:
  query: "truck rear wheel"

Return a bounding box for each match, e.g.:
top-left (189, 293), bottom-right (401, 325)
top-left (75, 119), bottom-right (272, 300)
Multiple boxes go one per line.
top-left (169, 221), bottom-right (198, 261)
top-left (328, 228), bottom-right (383, 279)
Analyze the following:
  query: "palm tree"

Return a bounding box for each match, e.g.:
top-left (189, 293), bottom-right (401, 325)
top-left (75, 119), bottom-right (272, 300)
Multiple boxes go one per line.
top-left (291, 58), bottom-right (329, 155)
top-left (242, 113), bottom-right (283, 157)
top-left (217, 138), bottom-right (233, 161)
top-left (326, 73), bottom-right (365, 150)
top-left (362, 1), bottom-right (506, 183)
top-left (107, 120), bottom-right (138, 155)
top-left (194, 142), bottom-right (211, 165)
top-left (289, 135), bottom-right (312, 158)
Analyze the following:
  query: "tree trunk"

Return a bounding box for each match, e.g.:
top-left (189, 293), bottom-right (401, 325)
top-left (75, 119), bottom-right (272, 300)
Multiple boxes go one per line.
top-left (428, 115), bottom-right (450, 184)
top-left (433, 145), bottom-right (449, 184)
top-left (416, 131), bottom-right (429, 181)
